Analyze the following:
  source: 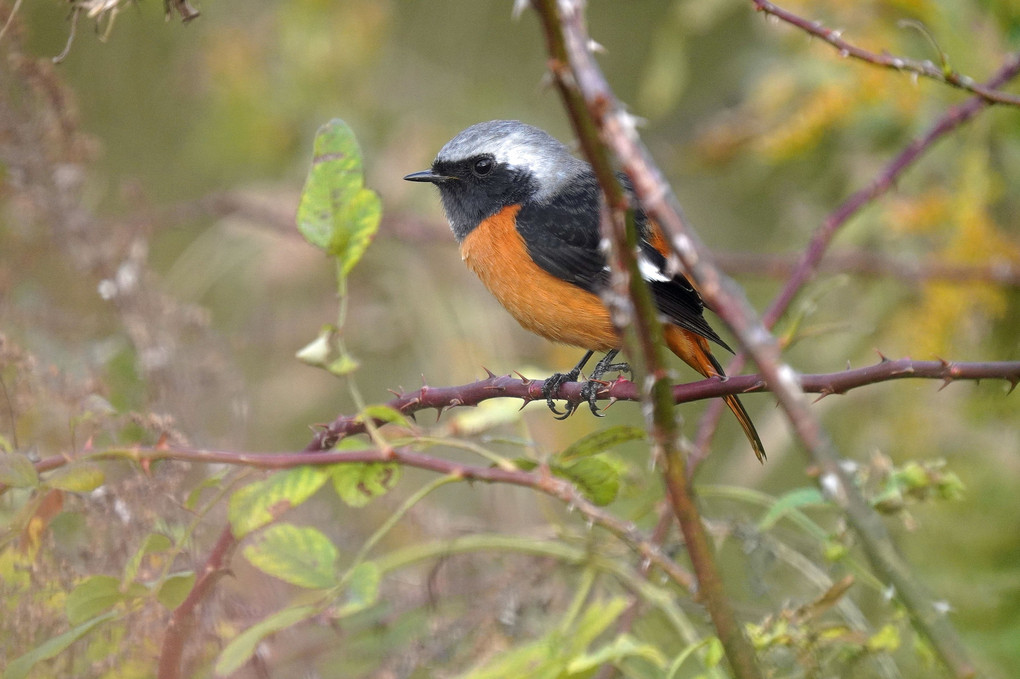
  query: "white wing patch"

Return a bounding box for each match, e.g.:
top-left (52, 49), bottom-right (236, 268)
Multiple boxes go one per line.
top-left (638, 253), bottom-right (670, 282)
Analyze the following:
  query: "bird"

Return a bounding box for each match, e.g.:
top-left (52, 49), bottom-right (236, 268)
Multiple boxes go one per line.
top-left (404, 120), bottom-right (765, 462)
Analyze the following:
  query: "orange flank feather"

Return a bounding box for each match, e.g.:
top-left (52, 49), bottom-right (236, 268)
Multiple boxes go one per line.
top-left (461, 204), bottom-right (765, 462)
top-left (460, 205), bottom-right (618, 351)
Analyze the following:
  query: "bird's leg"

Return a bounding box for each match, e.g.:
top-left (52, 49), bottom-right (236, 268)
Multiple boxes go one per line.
top-left (542, 350), bottom-right (594, 420)
top-left (579, 349), bottom-right (631, 416)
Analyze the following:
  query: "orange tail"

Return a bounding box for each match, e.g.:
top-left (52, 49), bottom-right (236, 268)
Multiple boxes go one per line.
top-left (664, 326), bottom-right (766, 463)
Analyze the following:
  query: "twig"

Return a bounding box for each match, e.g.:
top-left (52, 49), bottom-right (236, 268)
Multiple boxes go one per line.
top-left (293, 358), bottom-right (1020, 452)
top-left (33, 443), bottom-right (698, 596)
top-left (715, 249), bottom-right (1020, 287)
top-left (531, 2), bottom-right (987, 677)
top-left (533, 2), bottom-right (764, 677)
top-left (751, 0), bottom-right (1020, 106)
top-left (693, 51), bottom-right (1020, 469)
top-left (157, 526), bottom-right (236, 679)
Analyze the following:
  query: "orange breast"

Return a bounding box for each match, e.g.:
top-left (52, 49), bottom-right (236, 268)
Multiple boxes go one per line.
top-left (460, 205), bottom-right (618, 351)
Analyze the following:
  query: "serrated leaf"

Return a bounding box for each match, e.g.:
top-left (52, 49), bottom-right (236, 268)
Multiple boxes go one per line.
top-left (228, 467), bottom-right (329, 538)
top-left (243, 523), bottom-right (339, 590)
top-left (0, 451), bottom-right (39, 488)
top-left (336, 561), bottom-right (381, 617)
top-left (214, 605), bottom-right (319, 677)
top-left (122, 532), bottom-right (173, 586)
top-left (555, 457), bottom-right (620, 506)
top-left (330, 462), bottom-right (400, 508)
top-left (66, 575), bottom-right (123, 626)
top-left (45, 462), bottom-right (104, 493)
top-left (4, 612), bottom-right (116, 679)
top-left (157, 571), bottom-right (196, 610)
top-left (557, 425), bottom-right (645, 463)
top-left (758, 487), bottom-right (826, 530)
top-left (297, 119), bottom-right (381, 276)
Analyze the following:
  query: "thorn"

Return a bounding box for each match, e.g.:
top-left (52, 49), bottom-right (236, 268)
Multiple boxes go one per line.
top-left (83, 436), bottom-right (95, 452)
top-left (846, 360), bottom-right (851, 371)
top-left (482, 366), bottom-right (496, 379)
top-left (387, 389), bottom-right (402, 398)
top-left (936, 355), bottom-right (950, 368)
top-left (812, 389), bottom-right (832, 404)
top-left (407, 412), bottom-right (417, 423)
top-left (514, 371), bottom-right (532, 385)
top-left (875, 349), bottom-right (890, 363)
top-left (155, 433), bottom-right (169, 451)
top-left (939, 378), bottom-right (952, 392)
top-left (1007, 378), bottom-right (1018, 395)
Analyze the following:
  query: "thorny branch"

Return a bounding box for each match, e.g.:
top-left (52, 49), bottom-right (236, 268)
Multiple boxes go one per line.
top-left (530, 2), bottom-right (996, 677)
top-left (693, 51), bottom-right (1020, 468)
top-left (751, 0), bottom-right (1020, 106)
top-left (300, 358), bottom-right (1020, 452)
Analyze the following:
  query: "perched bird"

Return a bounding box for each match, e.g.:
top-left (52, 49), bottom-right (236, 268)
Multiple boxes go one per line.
top-left (405, 120), bottom-right (764, 462)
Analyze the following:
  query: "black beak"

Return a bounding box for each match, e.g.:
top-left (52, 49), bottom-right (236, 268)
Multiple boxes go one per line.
top-left (403, 169), bottom-right (455, 184)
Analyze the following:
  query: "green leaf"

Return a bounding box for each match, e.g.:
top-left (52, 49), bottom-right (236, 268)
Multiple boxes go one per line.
top-left (243, 523), bottom-right (339, 589)
top-left (0, 451), bottom-right (39, 488)
top-left (360, 404), bottom-right (412, 429)
top-left (557, 425), bottom-right (645, 463)
top-left (214, 605), bottom-right (320, 677)
top-left (4, 612), bottom-right (116, 679)
top-left (122, 532), bottom-right (173, 586)
top-left (665, 637), bottom-right (714, 679)
top-left (555, 457), bottom-right (621, 506)
top-left (157, 571), bottom-right (196, 610)
top-left (336, 561), bottom-right (381, 617)
top-left (330, 462), bottom-right (400, 508)
top-left (703, 636), bottom-right (724, 668)
top-left (66, 575), bottom-right (123, 626)
top-left (566, 633), bottom-right (667, 673)
top-left (758, 487), bottom-right (826, 530)
top-left (456, 597), bottom-right (629, 679)
top-left (184, 472), bottom-right (227, 511)
top-left (45, 462), bottom-right (104, 493)
top-left (296, 118), bottom-right (381, 275)
top-left (228, 466), bottom-right (329, 538)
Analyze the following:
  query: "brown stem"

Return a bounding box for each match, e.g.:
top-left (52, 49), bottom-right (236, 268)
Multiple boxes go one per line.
top-left (692, 51), bottom-right (1020, 472)
top-left (751, 1), bottom-right (1020, 106)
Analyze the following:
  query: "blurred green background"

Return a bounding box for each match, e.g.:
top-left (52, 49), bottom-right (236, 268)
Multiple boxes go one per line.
top-left (2, 0), bottom-right (1019, 676)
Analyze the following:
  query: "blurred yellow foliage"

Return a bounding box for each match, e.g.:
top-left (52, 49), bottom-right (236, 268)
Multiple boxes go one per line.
top-left (894, 147), bottom-right (1019, 355)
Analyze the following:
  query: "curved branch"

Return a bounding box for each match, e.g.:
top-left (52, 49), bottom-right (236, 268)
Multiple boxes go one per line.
top-left (715, 249), bottom-right (1020, 287)
top-left (751, 0), bottom-right (1020, 106)
top-left (526, 3), bottom-right (992, 677)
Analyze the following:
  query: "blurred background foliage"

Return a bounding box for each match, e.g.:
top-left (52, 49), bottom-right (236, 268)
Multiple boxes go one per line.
top-left (1, 0), bottom-right (1019, 677)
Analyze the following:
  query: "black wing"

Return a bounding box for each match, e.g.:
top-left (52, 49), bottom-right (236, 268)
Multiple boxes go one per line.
top-left (516, 171), bottom-right (731, 352)
top-left (515, 172), bottom-right (609, 294)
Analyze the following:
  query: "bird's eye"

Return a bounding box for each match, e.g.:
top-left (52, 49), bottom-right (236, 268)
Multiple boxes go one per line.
top-left (473, 157), bottom-right (494, 176)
